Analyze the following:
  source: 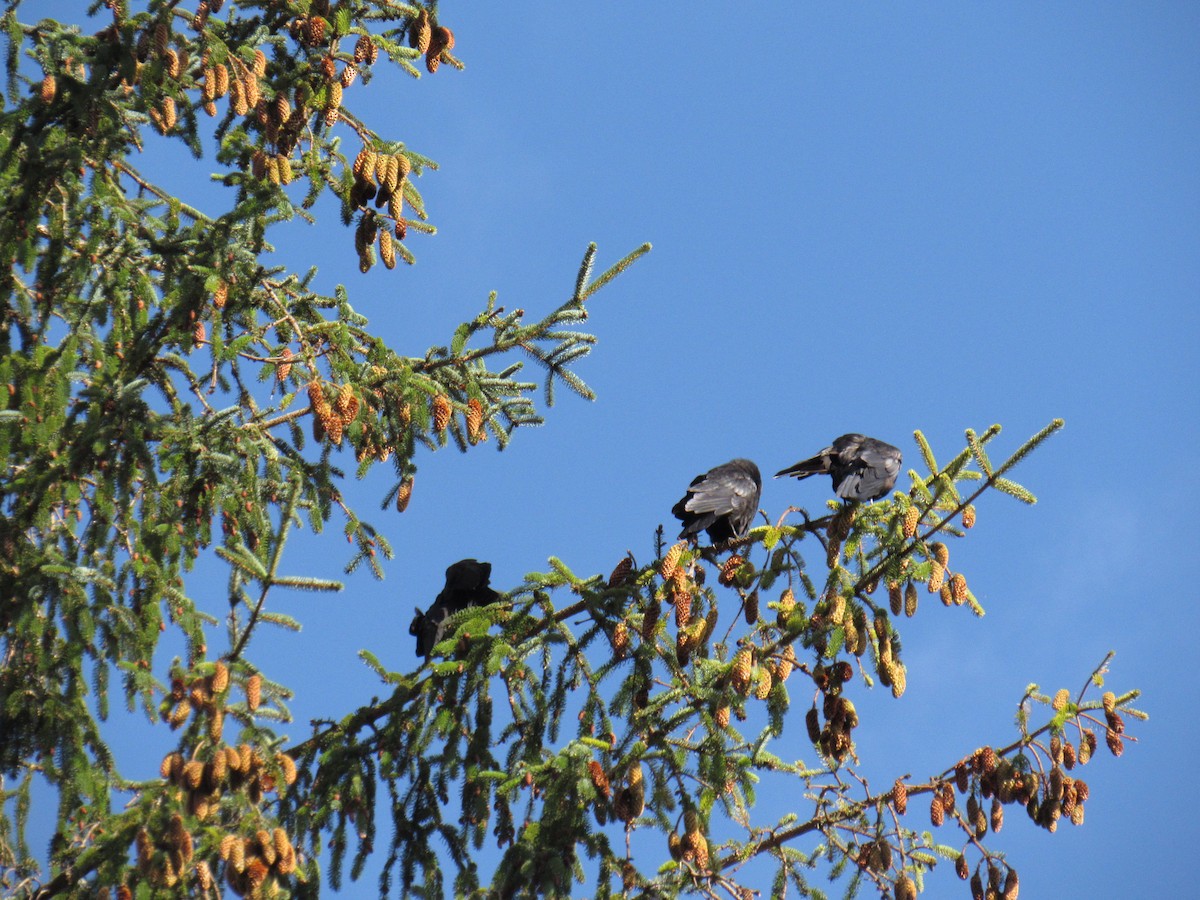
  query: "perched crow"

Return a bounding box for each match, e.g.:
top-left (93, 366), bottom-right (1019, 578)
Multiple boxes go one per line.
top-left (775, 434), bottom-right (902, 502)
top-left (409, 559), bottom-right (500, 658)
top-left (671, 458), bottom-right (762, 543)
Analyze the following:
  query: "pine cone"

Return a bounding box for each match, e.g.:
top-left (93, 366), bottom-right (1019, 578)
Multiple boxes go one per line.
top-left (303, 15), bottom-right (327, 47)
top-left (892, 779), bottom-right (908, 814)
top-left (354, 34), bottom-right (375, 63)
top-left (887, 660), bottom-right (906, 698)
top-left (324, 82), bottom-right (342, 127)
top-left (776, 587), bottom-right (797, 625)
top-left (773, 644), bottom-right (796, 683)
top-left (352, 147), bottom-right (375, 180)
top-left (667, 832), bottom-right (682, 861)
top-left (320, 403), bottom-right (342, 444)
top-left (672, 589), bottom-right (691, 629)
top-left (968, 795), bottom-right (986, 836)
top-left (273, 92), bottom-right (291, 126)
top-left (979, 745), bottom-right (998, 773)
top-left (928, 561), bottom-right (945, 593)
top-left (660, 541), bottom-right (685, 580)
top-left (1080, 728), bottom-right (1096, 764)
top-left (396, 476), bottom-right (414, 512)
top-left (805, 707), bottom-right (821, 744)
top-left (691, 832), bottom-right (709, 870)
top-left (608, 555), bottom-right (633, 588)
top-left (272, 828), bottom-right (291, 865)
top-left (627, 763), bottom-right (645, 817)
top-left (228, 78), bottom-right (247, 116)
top-left (930, 794), bottom-right (945, 827)
top-left (904, 581), bottom-right (918, 616)
top-left (431, 393), bottom-right (452, 432)
top-left (153, 22), bottom-right (169, 57)
top-left (719, 554), bottom-right (744, 587)
top-left (588, 759), bottom-right (611, 799)
top-left (675, 628), bottom-right (693, 667)
top-left (167, 698), bottom-right (192, 728)
top-left (902, 505), bottom-right (920, 538)
top-left (333, 384), bottom-right (359, 424)
top-left (1002, 867), bottom-right (1019, 900)
top-left (754, 668), bottom-right (773, 700)
top-left (243, 73), bottom-right (260, 109)
top-left (276, 348), bottom-right (293, 382)
top-left (640, 597), bottom-right (659, 640)
top-left (731, 648), bottom-right (753, 696)
top-left (246, 674), bottom-right (261, 711)
top-left (744, 589), bottom-right (759, 624)
top-left (845, 613), bottom-right (863, 655)
top-left (160, 96), bottom-right (177, 132)
top-left (888, 582), bottom-right (902, 615)
top-left (1105, 727), bottom-right (1123, 756)
top-left (277, 752), bottom-right (298, 786)
top-left (962, 504), bottom-right (977, 528)
top-left (950, 572), bottom-right (968, 604)
top-left (161, 751), bottom-right (182, 782)
top-left (611, 621), bottom-right (629, 659)
top-left (466, 397), bottom-right (485, 443)
top-left (207, 707), bottom-right (224, 741)
top-left (412, 9), bottom-right (431, 52)
top-left (214, 63), bottom-right (229, 98)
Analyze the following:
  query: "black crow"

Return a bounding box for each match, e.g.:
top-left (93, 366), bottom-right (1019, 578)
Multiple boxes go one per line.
top-left (671, 458), bottom-right (762, 543)
top-left (410, 558), bottom-right (500, 658)
top-left (775, 434), bottom-right (902, 502)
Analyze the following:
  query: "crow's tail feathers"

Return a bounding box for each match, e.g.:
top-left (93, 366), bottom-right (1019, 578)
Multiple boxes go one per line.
top-left (774, 455), bottom-right (829, 480)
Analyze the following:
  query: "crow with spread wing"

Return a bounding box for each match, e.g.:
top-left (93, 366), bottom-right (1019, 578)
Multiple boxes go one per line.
top-left (775, 434), bottom-right (902, 502)
top-left (671, 458), bottom-right (762, 543)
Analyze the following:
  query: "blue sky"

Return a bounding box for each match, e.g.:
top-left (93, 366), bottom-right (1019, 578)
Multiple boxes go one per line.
top-left (21, 1), bottom-right (1200, 895)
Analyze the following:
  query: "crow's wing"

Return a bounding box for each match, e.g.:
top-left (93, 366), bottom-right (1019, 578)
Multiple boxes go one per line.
top-left (674, 459), bottom-right (761, 539)
top-left (686, 461), bottom-right (757, 509)
top-left (833, 438), bottom-right (902, 501)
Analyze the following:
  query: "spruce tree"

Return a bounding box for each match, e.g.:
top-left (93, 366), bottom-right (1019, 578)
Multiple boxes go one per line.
top-left (0, 2), bottom-right (1141, 898)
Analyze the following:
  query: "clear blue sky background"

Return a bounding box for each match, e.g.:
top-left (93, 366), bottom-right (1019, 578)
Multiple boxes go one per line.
top-left (22, 1), bottom-right (1200, 896)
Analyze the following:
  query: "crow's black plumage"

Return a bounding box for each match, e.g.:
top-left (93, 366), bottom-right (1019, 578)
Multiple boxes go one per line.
top-left (409, 558), bottom-right (500, 658)
top-left (671, 458), bottom-right (762, 542)
top-left (775, 434), bottom-right (902, 502)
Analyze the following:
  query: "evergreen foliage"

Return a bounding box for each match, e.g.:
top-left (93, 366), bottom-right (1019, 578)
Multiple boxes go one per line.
top-left (0, 2), bottom-right (1141, 898)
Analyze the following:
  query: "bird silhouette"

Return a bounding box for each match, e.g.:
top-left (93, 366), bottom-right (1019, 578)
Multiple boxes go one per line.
top-left (410, 559), bottom-right (500, 657)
